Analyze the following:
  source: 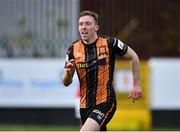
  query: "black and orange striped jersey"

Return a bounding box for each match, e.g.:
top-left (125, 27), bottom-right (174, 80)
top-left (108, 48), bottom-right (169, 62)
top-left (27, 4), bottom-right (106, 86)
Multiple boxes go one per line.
top-left (66, 37), bottom-right (128, 108)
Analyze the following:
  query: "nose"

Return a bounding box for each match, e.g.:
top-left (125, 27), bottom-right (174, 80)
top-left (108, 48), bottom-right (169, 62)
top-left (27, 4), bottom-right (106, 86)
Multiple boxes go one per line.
top-left (81, 24), bottom-right (87, 29)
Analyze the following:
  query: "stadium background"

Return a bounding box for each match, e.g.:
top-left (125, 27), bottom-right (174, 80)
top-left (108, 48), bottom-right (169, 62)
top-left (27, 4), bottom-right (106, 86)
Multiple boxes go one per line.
top-left (0, 0), bottom-right (180, 131)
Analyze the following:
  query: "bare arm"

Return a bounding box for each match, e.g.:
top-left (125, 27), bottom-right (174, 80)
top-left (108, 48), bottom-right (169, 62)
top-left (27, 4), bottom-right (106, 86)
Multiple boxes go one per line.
top-left (123, 46), bottom-right (142, 102)
top-left (62, 60), bottom-right (75, 86)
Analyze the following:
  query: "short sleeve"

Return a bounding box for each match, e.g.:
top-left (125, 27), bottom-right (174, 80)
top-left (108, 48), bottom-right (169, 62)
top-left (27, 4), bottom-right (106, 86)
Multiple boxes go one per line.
top-left (108, 37), bottom-right (128, 56)
top-left (66, 45), bottom-right (74, 61)
top-left (64, 44), bottom-right (74, 68)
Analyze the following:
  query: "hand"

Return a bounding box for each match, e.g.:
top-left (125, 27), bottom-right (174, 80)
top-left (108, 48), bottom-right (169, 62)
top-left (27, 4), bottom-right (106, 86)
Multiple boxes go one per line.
top-left (65, 59), bottom-right (75, 76)
top-left (128, 84), bottom-right (142, 103)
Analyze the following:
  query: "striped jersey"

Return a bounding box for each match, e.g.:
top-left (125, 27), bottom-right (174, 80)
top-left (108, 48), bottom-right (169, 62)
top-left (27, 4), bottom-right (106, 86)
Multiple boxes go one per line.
top-left (66, 37), bottom-right (128, 108)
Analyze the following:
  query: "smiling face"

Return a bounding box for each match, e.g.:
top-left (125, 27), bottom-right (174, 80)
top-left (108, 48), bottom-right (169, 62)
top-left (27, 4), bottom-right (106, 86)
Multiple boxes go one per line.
top-left (78, 15), bottom-right (99, 44)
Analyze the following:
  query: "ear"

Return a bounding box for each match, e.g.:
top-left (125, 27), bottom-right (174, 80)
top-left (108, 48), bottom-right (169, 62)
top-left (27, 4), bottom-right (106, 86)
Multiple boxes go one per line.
top-left (95, 25), bottom-right (99, 31)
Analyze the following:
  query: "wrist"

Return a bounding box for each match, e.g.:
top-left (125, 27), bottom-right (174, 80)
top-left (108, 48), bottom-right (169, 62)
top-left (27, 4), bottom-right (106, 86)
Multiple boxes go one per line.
top-left (133, 79), bottom-right (141, 86)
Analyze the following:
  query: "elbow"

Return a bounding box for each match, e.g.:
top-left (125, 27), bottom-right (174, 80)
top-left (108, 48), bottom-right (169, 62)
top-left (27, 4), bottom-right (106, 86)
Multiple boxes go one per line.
top-left (132, 55), bottom-right (140, 62)
top-left (129, 50), bottom-right (140, 63)
top-left (63, 82), bottom-right (71, 87)
top-left (62, 79), bottom-right (72, 87)
top-left (61, 71), bottom-right (73, 87)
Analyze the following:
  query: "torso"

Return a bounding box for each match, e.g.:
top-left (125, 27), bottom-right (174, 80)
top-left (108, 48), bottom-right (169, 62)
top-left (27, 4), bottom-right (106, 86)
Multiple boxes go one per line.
top-left (73, 37), bottom-right (116, 108)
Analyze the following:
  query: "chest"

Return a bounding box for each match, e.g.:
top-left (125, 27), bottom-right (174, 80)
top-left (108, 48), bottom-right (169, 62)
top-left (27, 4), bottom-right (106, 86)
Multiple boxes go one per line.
top-left (73, 43), bottom-right (110, 69)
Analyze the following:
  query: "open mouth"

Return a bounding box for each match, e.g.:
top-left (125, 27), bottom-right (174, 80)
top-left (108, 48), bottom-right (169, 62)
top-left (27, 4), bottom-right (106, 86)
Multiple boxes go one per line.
top-left (82, 32), bottom-right (88, 35)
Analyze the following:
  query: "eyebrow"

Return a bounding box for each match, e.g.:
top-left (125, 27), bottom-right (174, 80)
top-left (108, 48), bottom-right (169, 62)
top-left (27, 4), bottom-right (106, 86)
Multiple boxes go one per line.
top-left (79, 21), bottom-right (92, 24)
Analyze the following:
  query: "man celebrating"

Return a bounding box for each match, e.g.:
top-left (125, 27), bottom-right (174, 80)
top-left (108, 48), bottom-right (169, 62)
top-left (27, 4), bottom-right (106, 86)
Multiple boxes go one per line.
top-left (62, 11), bottom-right (142, 131)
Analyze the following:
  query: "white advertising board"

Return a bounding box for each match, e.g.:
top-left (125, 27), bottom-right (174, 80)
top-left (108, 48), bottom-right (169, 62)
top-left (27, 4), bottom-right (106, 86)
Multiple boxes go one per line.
top-left (114, 69), bottom-right (133, 93)
top-left (0, 59), bottom-right (79, 108)
top-left (149, 58), bottom-right (180, 109)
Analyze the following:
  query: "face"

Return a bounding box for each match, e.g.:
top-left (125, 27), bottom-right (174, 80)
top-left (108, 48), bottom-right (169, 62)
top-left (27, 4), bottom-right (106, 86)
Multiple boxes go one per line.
top-left (78, 15), bottom-right (99, 43)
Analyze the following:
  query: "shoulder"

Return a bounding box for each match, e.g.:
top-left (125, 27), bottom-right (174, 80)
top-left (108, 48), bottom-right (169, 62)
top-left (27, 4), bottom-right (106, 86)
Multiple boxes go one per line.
top-left (98, 36), bottom-right (113, 43)
top-left (100, 36), bottom-right (117, 46)
top-left (107, 36), bottom-right (127, 47)
top-left (108, 36), bottom-right (117, 45)
top-left (98, 36), bottom-right (120, 47)
top-left (67, 39), bottom-right (81, 49)
top-left (72, 39), bottom-right (81, 45)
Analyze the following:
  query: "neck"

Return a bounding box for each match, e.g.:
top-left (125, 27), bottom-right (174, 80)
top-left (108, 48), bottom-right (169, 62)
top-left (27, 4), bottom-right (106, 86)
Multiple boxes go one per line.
top-left (83, 34), bottom-right (98, 44)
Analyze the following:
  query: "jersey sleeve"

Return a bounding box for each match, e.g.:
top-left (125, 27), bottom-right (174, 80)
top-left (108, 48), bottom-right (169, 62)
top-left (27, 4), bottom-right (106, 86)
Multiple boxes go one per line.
top-left (108, 37), bottom-right (128, 56)
top-left (64, 44), bottom-right (74, 67)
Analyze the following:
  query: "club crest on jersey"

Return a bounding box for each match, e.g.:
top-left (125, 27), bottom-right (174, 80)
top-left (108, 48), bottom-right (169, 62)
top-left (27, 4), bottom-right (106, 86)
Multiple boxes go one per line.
top-left (98, 46), bottom-right (108, 59)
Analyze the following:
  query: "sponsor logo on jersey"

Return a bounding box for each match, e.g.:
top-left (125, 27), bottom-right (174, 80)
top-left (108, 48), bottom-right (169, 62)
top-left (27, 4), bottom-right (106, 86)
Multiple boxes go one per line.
top-left (77, 58), bottom-right (106, 69)
top-left (93, 109), bottom-right (105, 121)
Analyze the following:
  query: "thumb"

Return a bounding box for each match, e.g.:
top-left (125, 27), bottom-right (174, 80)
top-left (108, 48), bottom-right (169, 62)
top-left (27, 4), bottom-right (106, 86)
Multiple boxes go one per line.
top-left (128, 94), bottom-right (132, 98)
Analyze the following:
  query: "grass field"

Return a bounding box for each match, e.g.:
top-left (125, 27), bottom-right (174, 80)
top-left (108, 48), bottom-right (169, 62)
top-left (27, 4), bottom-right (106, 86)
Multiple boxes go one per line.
top-left (0, 125), bottom-right (79, 131)
top-left (0, 125), bottom-right (180, 131)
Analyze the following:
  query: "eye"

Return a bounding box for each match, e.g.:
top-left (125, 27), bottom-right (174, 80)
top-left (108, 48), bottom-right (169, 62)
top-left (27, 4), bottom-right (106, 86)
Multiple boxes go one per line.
top-left (86, 22), bottom-right (91, 25)
top-left (79, 22), bottom-right (83, 26)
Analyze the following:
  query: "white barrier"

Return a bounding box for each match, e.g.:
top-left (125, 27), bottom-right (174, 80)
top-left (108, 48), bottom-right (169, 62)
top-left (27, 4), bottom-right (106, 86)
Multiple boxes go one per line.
top-left (1, 58), bottom-right (179, 109)
top-left (149, 58), bottom-right (180, 109)
top-left (0, 59), bottom-right (78, 108)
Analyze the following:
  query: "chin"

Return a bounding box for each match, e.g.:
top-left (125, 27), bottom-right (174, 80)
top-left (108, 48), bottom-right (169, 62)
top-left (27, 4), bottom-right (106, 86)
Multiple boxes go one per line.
top-left (81, 37), bottom-right (89, 42)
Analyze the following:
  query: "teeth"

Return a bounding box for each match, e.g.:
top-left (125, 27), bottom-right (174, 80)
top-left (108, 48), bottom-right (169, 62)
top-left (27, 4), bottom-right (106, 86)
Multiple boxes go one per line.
top-left (82, 32), bottom-right (88, 34)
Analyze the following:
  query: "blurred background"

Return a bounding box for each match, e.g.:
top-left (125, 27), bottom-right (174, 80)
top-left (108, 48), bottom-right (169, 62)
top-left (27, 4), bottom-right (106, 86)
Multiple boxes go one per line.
top-left (0, 0), bottom-right (180, 131)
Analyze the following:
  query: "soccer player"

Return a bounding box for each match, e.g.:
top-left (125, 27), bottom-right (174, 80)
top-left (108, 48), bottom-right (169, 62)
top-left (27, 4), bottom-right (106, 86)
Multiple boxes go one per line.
top-left (62, 11), bottom-right (142, 131)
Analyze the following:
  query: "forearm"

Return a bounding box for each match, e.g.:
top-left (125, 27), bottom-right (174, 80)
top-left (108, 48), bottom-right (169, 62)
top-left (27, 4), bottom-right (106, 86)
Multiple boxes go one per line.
top-left (124, 47), bottom-right (142, 102)
top-left (62, 69), bottom-right (74, 86)
top-left (125, 47), bottom-right (141, 85)
top-left (131, 54), bottom-right (141, 85)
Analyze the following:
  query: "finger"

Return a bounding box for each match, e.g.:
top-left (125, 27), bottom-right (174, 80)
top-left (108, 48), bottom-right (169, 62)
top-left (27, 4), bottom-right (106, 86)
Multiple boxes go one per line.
top-left (69, 59), bottom-right (74, 63)
top-left (133, 93), bottom-right (142, 102)
top-left (133, 92), bottom-right (137, 99)
top-left (66, 59), bottom-right (74, 65)
top-left (136, 93), bottom-right (141, 99)
top-left (137, 92), bottom-right (142, 98)
top-left (134, 91), bottom-right (141, 99)
top-left (66, 63), bottom-right (73, 68)
top-left (138, 94), bottom-right (142, 98)
top-left (128, 94), bottom-right (132, 98)
top-left (128, 94), bottom-right (135, 103)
